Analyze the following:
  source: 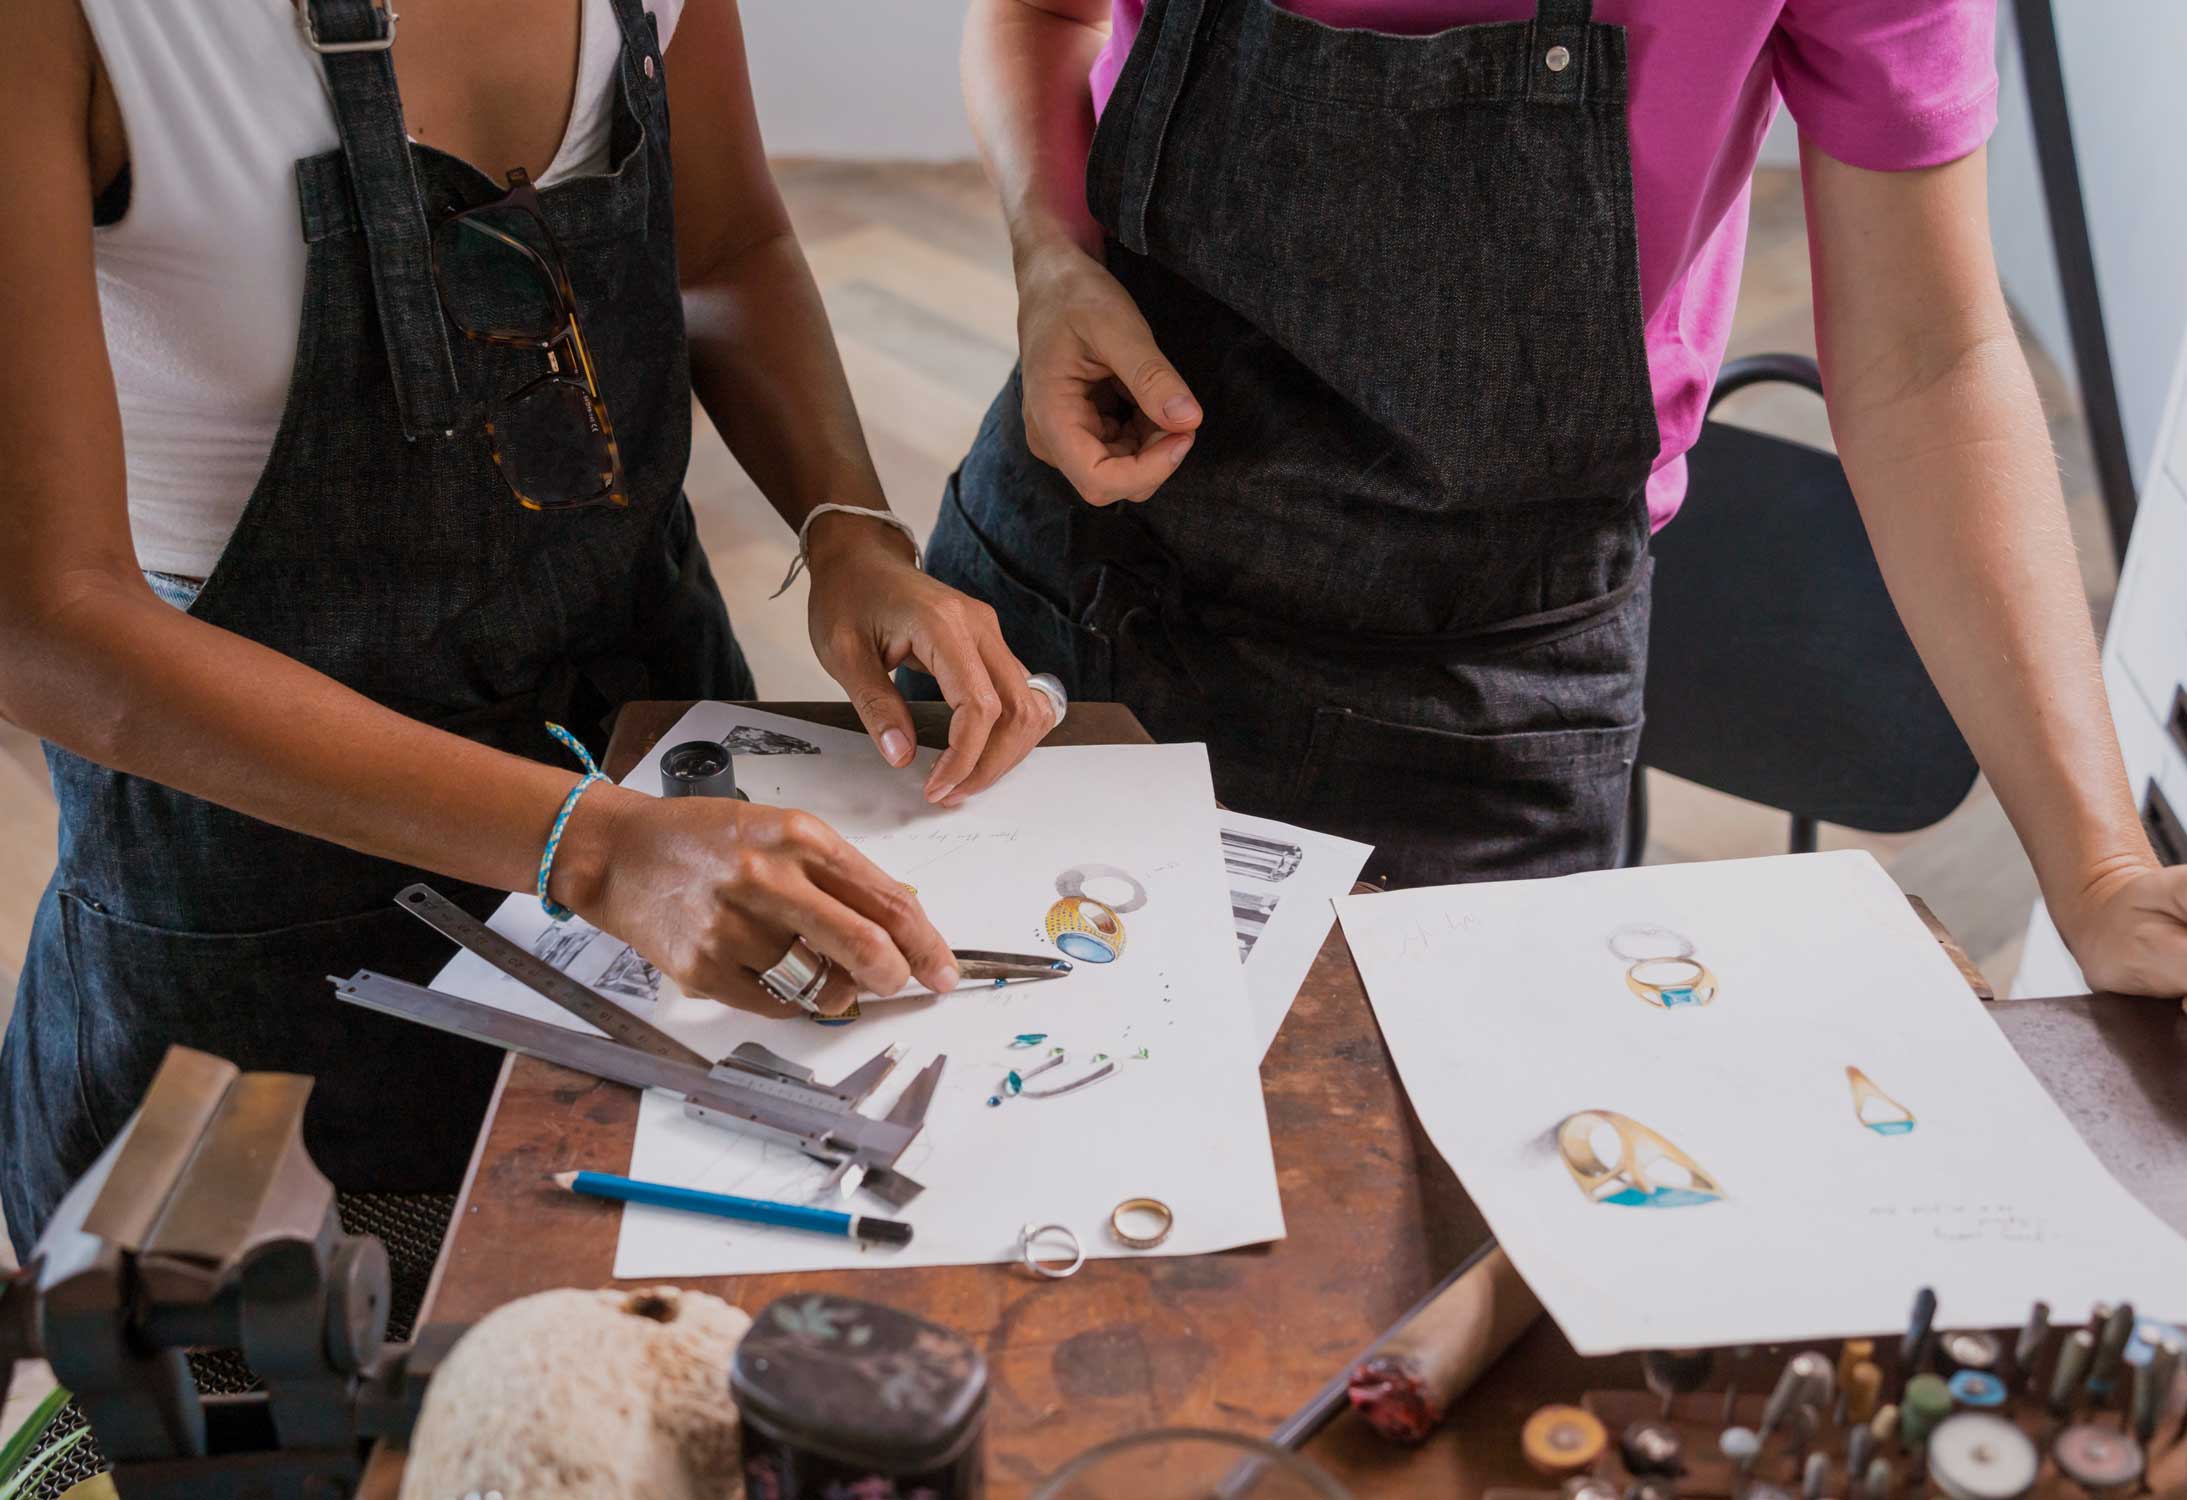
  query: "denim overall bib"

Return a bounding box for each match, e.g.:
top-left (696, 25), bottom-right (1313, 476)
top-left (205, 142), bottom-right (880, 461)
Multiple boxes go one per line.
top-left (924, 0), bottom-right (1661, 887)
top-left (1, 0), bottom-right (752, 1254)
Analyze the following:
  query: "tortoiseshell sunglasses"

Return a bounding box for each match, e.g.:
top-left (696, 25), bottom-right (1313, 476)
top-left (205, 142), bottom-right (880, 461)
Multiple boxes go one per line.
top-left (432, 168), bottom-right (627, 510)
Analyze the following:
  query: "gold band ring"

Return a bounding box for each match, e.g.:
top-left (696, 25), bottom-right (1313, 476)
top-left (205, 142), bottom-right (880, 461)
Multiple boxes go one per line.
top-left (1110, 1196), bottom-right (1173, 1250)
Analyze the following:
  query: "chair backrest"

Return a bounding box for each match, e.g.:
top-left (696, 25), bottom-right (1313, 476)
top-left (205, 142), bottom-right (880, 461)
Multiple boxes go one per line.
top-left (1641, 363), bottom-right (1978, 833)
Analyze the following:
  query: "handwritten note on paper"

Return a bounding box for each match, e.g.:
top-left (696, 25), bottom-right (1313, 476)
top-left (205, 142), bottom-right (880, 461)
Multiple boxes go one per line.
top-left (1335, 851), bottom-right (2187, 1355)
top-left (427, 704), bottom-right (1286, 1279)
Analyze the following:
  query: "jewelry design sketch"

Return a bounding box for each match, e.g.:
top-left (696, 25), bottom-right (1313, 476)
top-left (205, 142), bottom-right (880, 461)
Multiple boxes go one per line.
top-left (1606, 924), bottom-right (1717, 1008)
top-left (1846, 1066), bottom-right (1916, 1135)
top-left (987, 1049), bottom-right (1116, 1106)
top-left (1557, 1109), bottom-right (1725, 1208)
top-left (1045, 863), bottom-right (1148, 965)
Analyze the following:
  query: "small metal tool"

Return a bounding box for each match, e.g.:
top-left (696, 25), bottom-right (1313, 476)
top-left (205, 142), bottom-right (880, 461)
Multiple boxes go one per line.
top-left (1723, 1345), bottom-right (1755, 1424)
top-left (2051, 1329), bottom-right (2098, 1420)
top-left (1925, 1413), bottom-right (2038, 1500)
top-left (1846, 1360), bottom-right (1884, 1426)
top-left (1940, 1330), bottom-right (2003, 1378)
top-left (1900, 1287), bottom-right (1939, 1390)
top-left (949, 949), bottom-right (1075, 986)
top-left (2013, 1301), bottom-right (2051, 1391)
top-left (1801, 1450), bottom-right (1828, 1500)
top-left (1847, 1420), bottom-right (1876, 1479)
top-left (2051, 1422), bottom-right (2143, 1496)
top-left (1900, 1373), bottom-right (1951, 1451)
top-left (2090, 1301), bottom-right (2137, 1400)
top-left (1718, 1426), bottom-right (1760, 1471)
top-left (1838, 1337), bottom-right (1876, 1420)
top-left (1642, 1348), bottom-right (1713, 1419)
top-left (1862, 1454), bottom-right (1894, 1500)
top-left (2139, 1333), bottom-right (2181, 1449)
top-left (1618, 1419), bottom-right (1683, 1477)
top-left (334, 886), bottom-right (946, 1205)
top-left (1763, 1352), bottom-right (1834, 1444)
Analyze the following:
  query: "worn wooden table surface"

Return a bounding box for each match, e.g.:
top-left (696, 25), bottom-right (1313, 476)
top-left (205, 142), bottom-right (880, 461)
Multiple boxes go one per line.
top-left (382, 701), bottom-right (2185, 1499)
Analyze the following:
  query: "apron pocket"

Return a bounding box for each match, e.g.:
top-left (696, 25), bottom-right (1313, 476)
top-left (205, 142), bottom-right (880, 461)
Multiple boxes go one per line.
top-left (60, 895), bottom-right (501, 1194)
top-left (1292, 706), bottom-right (1641, 888)
top-left (927, 469), bottom-right (1114, 701)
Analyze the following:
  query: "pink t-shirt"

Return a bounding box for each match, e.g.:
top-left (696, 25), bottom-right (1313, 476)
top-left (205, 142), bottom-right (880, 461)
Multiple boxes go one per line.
top-left (1090, 0), bottom-right (1998, 526)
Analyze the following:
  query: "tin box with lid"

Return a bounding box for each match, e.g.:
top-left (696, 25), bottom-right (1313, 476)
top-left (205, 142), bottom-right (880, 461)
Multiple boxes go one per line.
top-left (732, 1293), bottom-right (989, 1499)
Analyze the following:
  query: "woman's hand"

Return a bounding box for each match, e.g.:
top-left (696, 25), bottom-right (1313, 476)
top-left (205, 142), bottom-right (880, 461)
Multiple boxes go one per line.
top-left (2055, 859), bottom-right (2187, 1006)
top-left (804, 512), bottom-right (1056, 806)
top-left (1016, 241), bottom-right (1202, 506)
top-left (553, 783), bottom-right (960, 1016)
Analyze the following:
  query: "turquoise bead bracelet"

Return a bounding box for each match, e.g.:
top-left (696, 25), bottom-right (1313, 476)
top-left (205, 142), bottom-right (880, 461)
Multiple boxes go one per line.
top-left (537, 721), bottom-right (605, 921)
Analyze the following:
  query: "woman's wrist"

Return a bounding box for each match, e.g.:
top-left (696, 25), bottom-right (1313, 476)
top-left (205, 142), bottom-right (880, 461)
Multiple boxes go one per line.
top-left (804, 505), bottom-right (917, 575)
top-left (543, 779), bottom-right (638, 918)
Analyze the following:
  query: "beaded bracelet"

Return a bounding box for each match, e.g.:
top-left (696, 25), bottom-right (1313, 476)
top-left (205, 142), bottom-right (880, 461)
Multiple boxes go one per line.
top-left (537, 722), bottom-right (605, 921)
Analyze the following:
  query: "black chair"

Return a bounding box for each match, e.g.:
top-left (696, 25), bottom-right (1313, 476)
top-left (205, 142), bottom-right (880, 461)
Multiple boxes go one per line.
top-left (1626, 353), bottom-right (1980, 862)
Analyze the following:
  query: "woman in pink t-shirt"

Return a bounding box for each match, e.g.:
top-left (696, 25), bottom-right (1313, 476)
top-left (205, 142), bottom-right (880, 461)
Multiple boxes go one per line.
top-left (914, 0), bottom-right (2187, 1000)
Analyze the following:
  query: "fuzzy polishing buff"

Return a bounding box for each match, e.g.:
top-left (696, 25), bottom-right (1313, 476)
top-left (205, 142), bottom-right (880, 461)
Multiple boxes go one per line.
top-left (399, 1286), bottom-right (753, 1500)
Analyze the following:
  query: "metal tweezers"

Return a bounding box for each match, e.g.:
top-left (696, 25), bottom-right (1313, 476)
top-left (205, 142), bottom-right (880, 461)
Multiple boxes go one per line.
top-left (948, 950), bottom-right (1073, 987)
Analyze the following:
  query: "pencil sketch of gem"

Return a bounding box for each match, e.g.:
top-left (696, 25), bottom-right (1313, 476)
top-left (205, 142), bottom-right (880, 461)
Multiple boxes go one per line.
top-left (1606, 923), bottom-right (1717, 1008)
top-left (1233, 887), bottom-right (1280, 960)
top-left (718, 725), bottom-right (821, 756)
top-left (1046, 863), bottom-right (1148, 965)
top-left (1846, 1066), bottom-right (1916, 1135)
top-left (1222, 829), bottom-right (1304, 883)
top-left (532, 922), bottom-right (600, 972)
top-left (596, 944), bottom-right (664, 1006)
top-left (1557, 1109), bottom-right (1725, 1208)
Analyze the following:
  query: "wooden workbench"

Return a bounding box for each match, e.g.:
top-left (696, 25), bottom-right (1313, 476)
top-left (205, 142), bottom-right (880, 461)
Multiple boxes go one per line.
top-left (387, 701), bottom-right (2187, 1498)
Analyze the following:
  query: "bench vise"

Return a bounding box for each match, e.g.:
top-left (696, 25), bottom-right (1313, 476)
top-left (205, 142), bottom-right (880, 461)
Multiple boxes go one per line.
top-left (0, 1047), bottom-right (457, 1499)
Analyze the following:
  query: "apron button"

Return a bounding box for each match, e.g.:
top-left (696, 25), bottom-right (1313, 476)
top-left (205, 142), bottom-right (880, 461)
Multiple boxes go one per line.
top-left (1545, 44), bottom-right (1571, 72)
top-left (643, 55), bottom-right (656, 80)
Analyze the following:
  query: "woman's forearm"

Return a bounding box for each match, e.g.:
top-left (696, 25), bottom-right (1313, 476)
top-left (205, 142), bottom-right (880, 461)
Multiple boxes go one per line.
top-left (963, 0), bottom-right (1110, 267)
top-left (0, 572), bottom-right (597, 900)
top-left (683, 231), bottom-right (899, 553)
top-left (1806, 147), bottom-right (2155, 927)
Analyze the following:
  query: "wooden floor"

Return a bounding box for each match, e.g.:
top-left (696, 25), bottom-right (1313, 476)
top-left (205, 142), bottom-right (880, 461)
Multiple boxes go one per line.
top-left (0, 167), bottom-right (2116, 1422)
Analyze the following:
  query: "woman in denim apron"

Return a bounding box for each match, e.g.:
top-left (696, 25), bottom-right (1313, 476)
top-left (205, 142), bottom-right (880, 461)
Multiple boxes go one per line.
top-left (0, 0), bottom-right (1057, 1254)
top-left (934, 0), bottom-right (2187, 1004)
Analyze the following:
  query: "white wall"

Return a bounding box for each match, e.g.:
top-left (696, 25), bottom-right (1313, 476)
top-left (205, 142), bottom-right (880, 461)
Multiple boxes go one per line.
top-left (1988, 3), bottom-right (2187, 491)
top-left (740, 4), bottom-right (976, 160)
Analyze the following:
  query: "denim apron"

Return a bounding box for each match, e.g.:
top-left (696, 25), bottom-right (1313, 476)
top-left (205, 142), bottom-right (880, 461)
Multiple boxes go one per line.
top-left (923, 0), bottom-right (1661, 887)
top-left (1, 0), bottom-right (753, 1254)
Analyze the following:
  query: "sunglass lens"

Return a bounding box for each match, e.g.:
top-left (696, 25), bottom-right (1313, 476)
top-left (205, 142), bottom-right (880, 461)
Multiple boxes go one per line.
top-left (495, 378), bottom-right (616, 508)
top-left (436, 205), bottom-right (564, 340)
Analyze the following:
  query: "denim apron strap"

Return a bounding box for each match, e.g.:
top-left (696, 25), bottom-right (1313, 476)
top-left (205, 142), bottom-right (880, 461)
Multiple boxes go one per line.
top-left (1110, 0), bottom-right (1214, 256)
top-left (302, 0), bottom-right (465, 440)
top-left (1528, 0), bottom-right (1592, 102)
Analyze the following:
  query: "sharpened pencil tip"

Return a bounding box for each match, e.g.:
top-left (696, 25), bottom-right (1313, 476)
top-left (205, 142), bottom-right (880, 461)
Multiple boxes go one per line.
top-left (548, 1171), bottom-right (577, 1189)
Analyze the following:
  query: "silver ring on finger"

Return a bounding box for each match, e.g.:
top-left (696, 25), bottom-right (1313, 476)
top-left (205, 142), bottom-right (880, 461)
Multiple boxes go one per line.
top-left (1026, 672), bottom-right (1068, 728)
top-left (758, 937), bottom-right (833, 1013)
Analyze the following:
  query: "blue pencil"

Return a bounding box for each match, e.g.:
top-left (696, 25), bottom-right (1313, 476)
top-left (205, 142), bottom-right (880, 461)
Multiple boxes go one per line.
top-left (550, 1170), bottom-right (914, 1246)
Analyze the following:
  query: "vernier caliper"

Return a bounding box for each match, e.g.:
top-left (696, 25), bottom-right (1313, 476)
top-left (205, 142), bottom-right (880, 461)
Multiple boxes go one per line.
top-left (330, 885), bottom-right (944, 1206)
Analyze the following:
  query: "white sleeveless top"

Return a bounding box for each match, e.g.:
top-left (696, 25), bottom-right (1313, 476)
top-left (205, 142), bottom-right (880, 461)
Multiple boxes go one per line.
top-left (82, 0), bottom-right (684, 580)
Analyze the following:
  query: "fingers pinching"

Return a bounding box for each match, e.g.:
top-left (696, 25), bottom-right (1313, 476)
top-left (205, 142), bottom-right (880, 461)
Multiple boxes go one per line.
top-left (939, 640), bottom-right (1054, 806)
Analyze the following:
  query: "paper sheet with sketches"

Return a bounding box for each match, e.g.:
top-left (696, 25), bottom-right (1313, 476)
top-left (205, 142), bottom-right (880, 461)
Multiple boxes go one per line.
top-left (428, 704), bottom-right (1286, 1276)
top-left (1335, 850), bottom-right (2187, 1355)
top-left (1222, 813), bottom-right (1371, 1057)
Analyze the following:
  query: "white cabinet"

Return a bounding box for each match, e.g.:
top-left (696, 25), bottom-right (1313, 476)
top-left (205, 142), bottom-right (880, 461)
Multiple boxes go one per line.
top-left (2014, 340), bottom-right (2187, 996)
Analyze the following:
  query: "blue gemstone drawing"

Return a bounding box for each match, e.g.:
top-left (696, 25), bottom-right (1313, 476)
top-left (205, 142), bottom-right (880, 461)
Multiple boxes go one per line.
top-left (1557, 1109), bottom-right (1725, 1208)
top-left (1847, 1066), bottom-right (1916, 1135)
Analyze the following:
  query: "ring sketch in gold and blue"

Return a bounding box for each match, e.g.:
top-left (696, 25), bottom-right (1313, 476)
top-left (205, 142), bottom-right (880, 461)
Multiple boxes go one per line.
top-left (1846, 1065), bottom-right (1916, 1135)
top-left (1556, 1109), bottom-right (1725, 1208)
top-left (1044, 863), bottom-right (1147, 965)
top-left (1607, 923), bottom-right (1718, 1009)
